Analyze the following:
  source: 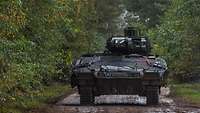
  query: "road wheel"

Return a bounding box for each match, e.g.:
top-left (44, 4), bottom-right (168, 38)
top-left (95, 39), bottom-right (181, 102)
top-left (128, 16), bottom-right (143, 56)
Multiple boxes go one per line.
top-left (79, 86), bottom-right (94, 105)
top-left (146, 86), bottom-right (159, 105)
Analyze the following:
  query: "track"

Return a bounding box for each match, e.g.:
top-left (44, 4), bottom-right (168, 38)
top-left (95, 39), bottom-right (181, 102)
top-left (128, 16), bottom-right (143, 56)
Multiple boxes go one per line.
top-left (30, 87), bottom-right (200, 113)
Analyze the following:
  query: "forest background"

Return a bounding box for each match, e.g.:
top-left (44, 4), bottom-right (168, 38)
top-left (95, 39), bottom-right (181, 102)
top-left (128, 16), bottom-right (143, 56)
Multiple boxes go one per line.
top-left (1, 0), bottom-right (200, 112)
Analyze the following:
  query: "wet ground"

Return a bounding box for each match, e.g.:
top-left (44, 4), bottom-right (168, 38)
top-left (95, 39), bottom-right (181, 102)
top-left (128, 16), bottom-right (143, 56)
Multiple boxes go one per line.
top-left (31, 87), bottom-right (200, 113)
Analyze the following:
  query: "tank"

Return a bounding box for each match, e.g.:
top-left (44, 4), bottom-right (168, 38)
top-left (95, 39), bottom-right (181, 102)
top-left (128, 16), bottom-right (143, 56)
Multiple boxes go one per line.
top-left (70, 27), bottom-right (168, 105)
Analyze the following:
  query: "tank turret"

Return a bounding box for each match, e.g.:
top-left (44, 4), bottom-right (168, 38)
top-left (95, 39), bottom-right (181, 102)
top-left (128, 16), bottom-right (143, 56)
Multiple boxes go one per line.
top-left (124, 27), bottom-right (138, 37)
top-left (106, 27), bottom-right (151, 55)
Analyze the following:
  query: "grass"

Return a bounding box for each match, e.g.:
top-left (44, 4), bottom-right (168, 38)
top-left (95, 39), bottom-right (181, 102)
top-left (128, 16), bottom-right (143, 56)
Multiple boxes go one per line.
top-left (172, 83), bottom-right (200, 105)
top-left (1, 83), bottom-right (72, 113)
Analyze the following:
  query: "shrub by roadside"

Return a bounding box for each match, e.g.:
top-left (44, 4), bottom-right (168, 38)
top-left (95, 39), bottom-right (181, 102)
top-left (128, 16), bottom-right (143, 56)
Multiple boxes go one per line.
top-left (0, 83), bottom-right (71, 113)
top-left (171, 83), bottom-right (200, 105)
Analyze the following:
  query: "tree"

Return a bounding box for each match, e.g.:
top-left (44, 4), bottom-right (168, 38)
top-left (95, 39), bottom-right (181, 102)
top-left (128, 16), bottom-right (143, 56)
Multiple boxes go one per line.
top-left (96, 0), bottom-right (123, 36)
top-left (150, 0), bottom-right (200, 81)
top-left (0, 0), bottom-right (123, 110)
top-left (123, 0), bottom-right (170, 27)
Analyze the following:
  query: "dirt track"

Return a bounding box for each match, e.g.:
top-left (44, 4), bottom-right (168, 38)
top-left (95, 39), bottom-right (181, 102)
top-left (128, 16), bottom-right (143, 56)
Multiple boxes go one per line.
top-left (30, 87), bottom-right (200, 113)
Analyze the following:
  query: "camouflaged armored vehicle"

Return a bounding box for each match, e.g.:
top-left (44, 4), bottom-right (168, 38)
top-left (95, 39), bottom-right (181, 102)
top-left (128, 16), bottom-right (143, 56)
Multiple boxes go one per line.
top-left (71, 27), bottom-right (168, 105)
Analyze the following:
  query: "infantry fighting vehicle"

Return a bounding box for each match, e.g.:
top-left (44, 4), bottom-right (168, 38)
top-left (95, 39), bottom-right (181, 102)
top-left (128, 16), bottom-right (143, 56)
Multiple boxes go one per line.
top-left (71, 27), bottom-right (168, 105)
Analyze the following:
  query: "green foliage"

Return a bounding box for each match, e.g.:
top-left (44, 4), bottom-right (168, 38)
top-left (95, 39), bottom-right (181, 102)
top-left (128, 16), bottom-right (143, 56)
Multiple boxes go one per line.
top-left (1, 83), bottom-right (71, 113)
top-left (0, 0), bottom-right (27, 40)
top-left (172, 83), bottom-right (200, 104)
top-left (149, 0), bottom-right (200, 80)
top-left (0, 0), bottom-right (122, 111)
top-left (123, 0), bottom-right (200, 81)
top-left (96, 0), bottom-right (123, 35)
top-left (124, 0), bottom-right (170, 27)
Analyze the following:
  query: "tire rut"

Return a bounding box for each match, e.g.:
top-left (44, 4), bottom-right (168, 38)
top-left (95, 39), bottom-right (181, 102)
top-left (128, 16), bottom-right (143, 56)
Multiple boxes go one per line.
top-left (30, 87), bottom-right (200, 113)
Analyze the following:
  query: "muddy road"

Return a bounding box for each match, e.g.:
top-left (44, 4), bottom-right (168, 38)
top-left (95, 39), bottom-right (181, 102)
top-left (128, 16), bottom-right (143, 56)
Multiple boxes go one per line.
top-left (31, 87), bottom-right (200, 113)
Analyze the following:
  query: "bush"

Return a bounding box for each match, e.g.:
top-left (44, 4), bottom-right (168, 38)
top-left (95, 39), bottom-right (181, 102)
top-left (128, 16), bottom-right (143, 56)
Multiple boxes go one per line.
top-left (149, 0), bottom-right (200, 82)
